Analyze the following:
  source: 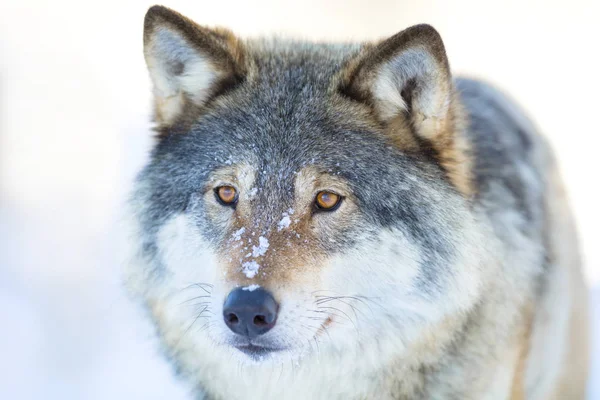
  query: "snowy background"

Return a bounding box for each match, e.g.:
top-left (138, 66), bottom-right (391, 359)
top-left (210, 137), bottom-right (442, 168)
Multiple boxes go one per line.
top-left (0, 0), bottom-right (598, 398)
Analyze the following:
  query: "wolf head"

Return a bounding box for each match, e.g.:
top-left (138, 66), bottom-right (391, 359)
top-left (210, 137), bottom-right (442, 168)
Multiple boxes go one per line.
top-left (127, 5), bottom-right (492, 392)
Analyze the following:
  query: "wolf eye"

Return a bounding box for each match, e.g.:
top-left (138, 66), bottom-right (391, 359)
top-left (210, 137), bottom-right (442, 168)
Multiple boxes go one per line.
top-left (315, 191), bottom-right (342, 211)
top-left (215, 186), bottom-right (238, 206)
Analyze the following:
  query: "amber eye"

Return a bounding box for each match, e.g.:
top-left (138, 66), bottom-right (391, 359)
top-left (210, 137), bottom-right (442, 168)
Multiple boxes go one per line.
top-left (315, 191), bottom-right (342, 211)
top-left (215, 186), bottom-right (238, 206)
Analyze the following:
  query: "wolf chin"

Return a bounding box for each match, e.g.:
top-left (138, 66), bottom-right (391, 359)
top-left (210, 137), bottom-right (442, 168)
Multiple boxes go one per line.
top-left (125, 5), bottom-right (589, 399)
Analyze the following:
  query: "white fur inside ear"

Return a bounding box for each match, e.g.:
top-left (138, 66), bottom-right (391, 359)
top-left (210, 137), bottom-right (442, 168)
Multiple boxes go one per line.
top-left (372, 48), bottom-right (449, 138)
top-left (145, 28), bottom-right (219, 123)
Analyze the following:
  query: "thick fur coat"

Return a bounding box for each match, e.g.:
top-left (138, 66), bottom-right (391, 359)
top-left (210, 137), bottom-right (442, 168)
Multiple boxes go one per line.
top-left (125, 5), bottom-right (589, 399)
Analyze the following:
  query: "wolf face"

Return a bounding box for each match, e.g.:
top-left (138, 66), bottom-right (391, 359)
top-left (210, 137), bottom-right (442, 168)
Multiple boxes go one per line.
top-left (127, 5), bottom-right (498, 397)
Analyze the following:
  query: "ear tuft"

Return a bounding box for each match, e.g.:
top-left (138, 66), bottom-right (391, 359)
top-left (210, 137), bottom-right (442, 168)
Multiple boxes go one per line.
top-left (342, 25), bottom-right (451, 136)
top-left (143, 6), bottom-right (245, 127)
top-left (341, 24), bottom-right (472, 196)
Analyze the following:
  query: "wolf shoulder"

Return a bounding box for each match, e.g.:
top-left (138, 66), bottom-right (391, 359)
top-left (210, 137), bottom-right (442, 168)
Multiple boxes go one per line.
top-left (455, 77), bottom-right (557, 215)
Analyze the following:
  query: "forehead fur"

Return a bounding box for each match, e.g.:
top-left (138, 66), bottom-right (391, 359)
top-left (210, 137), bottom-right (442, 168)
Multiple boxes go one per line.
top-left (158, 38), bottom-right (379, 136)
top-left (137, 36), bottom-right (464, 262)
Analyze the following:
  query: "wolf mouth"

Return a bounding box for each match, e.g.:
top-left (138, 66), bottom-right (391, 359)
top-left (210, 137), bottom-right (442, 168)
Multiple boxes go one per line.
top-left (234, 344), bottom-right (285, 360)
top-left (231, 314), bottom-right (333, 361)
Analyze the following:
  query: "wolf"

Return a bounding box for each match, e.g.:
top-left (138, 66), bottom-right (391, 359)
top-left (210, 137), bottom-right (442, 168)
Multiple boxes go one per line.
top-left (125, 5), bottom-right (590, 399)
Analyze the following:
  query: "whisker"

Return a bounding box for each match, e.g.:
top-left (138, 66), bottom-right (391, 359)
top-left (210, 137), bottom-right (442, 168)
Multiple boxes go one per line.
top-left (317, 306), bottom-right (358, 333)
top-left (320, 322), bottom-right (333, 342)
top-left (304, 310), bottom-right (348, 327)
top-left (316, 295), bottom-right (376, 316)
top-left (172, 308), bottom-right (208, 350)
top-left (180, 282), bottom-right (213, 295)
top-left (317, 297), bottom-right (366, 322)
top-left (177, 295), bottom-right (211, 306)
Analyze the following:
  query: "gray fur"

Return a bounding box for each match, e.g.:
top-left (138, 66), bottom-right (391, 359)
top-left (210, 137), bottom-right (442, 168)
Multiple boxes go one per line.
top-left (126, 6), bottom-right (589, 399)
top-left (137, 39), bottom-right (459, 275)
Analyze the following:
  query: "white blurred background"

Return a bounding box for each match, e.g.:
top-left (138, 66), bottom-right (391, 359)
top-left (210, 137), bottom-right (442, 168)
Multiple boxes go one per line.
top-left (0, 0), bottom-right (598, 398)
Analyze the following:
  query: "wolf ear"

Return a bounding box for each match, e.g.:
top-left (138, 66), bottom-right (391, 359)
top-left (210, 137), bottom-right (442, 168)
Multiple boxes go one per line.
top-left (341, 25), bottom-right (472, 195)
top-left (143, 5), bottom-right (245, 126)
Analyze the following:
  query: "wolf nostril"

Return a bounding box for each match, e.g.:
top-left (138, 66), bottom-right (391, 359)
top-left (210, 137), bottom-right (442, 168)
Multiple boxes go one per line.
top-left (226, 313), bottom-right (239, 324)
top-left (253, 314), bottom-right (267, 326)
top-left (222, 288), bottom-right (278, 338)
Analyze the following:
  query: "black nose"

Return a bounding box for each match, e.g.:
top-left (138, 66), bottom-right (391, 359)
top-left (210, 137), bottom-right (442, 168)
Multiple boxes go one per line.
top-left (223, 287), bottom-right (278, 338)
